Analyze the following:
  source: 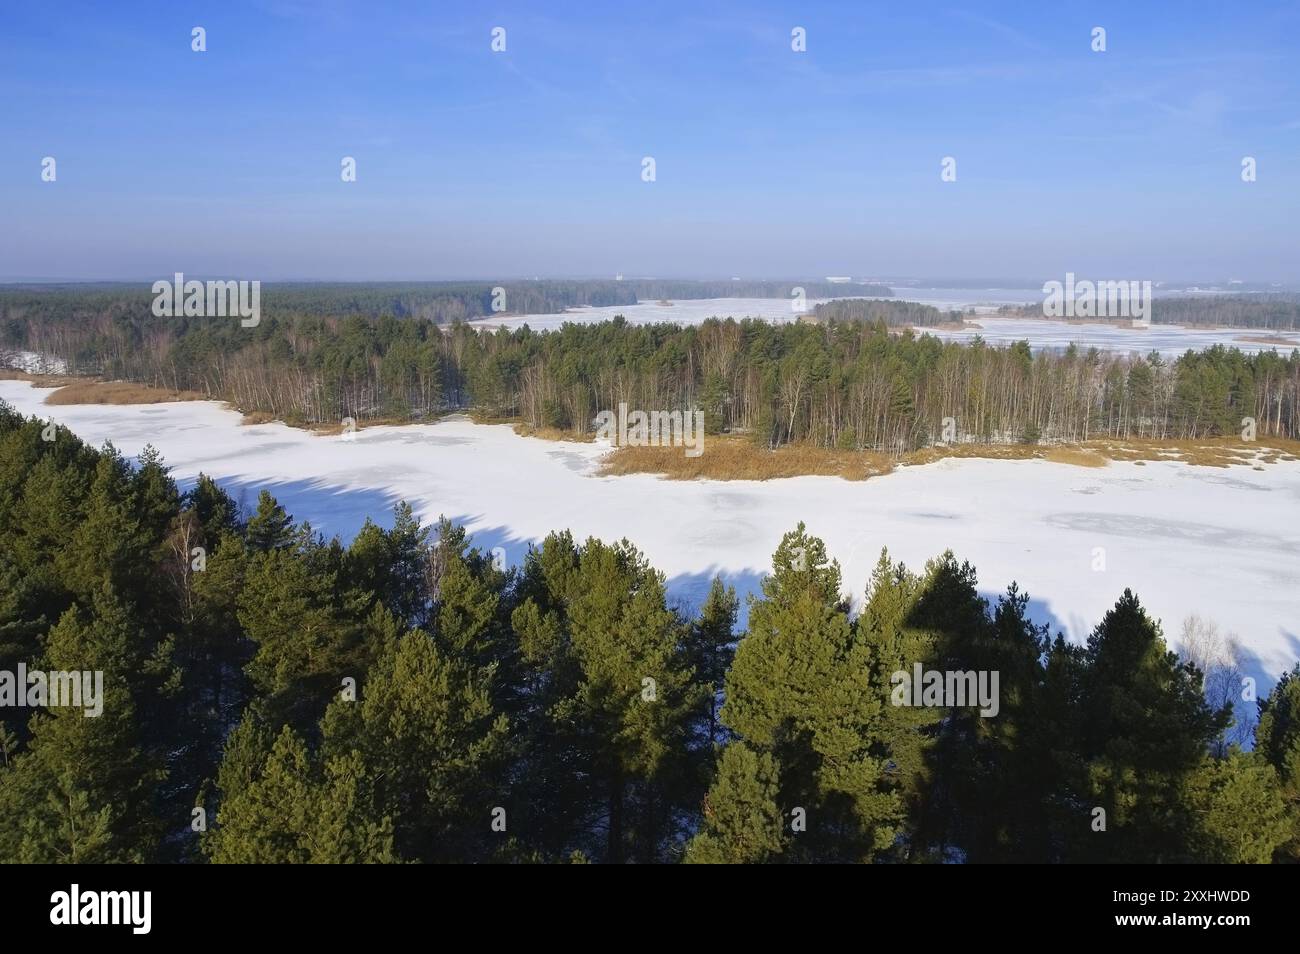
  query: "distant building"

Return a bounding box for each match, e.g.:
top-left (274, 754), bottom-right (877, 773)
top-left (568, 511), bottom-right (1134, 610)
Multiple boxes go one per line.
top-left (825, 276), bottom-right (852, 283)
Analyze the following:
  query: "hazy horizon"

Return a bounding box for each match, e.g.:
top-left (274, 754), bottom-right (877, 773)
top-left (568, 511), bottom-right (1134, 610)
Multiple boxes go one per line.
top-left (2, 276), bottom-right (1297, 290)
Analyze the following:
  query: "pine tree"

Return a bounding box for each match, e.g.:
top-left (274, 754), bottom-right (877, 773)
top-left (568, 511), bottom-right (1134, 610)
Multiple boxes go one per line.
top-left (428, 521), bottom-right (509, 670)
top-left (854, 549), bottom-right (941, 860)
top-left (899, 558), bottom-right (1053, 862)
top-left (189, 530), bottom-right (254, 716)
top-left (345, 503), bottom-right (432, 626)
top-left (1256, 665), bottom-right (1300, 861)
top-left (510, 533), bottom-right (708, 862)
top-left (319, 615), bottom-right (509, 862)
top-left (237, 546), bottom-right (365, 731)
top-left (1070, 589), bottom-right (1230, 862)
top-left (185, 473), bottom-right (241, 545)
top-left (204, 721), bottom-right (393, 863)
top-left (387, 502), bottom-right (432, 623)
top-left (57, 446), bottom-right (157, 602)
top-left (8, 449), bottom-right (89, 594)
top-left (0, 591), bottom-right (165, 862)
top-left (970, 583), bottom-right (1055, 862)
top-left (686, 576), bottom-right (737, 746)
top-left (720, 524), bottom-right (901, 862)
top-left (685, 743), bottom-right (784, 863)
top-left (245, 490), bottom-right (294, 552)
top-left (345, 518), bottom-right (392, 607)
top-left (132, 444), bottom-right (180, 548)
top-left (0, 555), bottom-right (47, 742)
top-left (1182, 750), bottom-right (1291, 863)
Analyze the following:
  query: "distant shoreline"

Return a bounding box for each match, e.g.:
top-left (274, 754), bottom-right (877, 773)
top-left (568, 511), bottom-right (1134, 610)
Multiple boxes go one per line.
top-left (8, 373), bottom-right (1296, 483)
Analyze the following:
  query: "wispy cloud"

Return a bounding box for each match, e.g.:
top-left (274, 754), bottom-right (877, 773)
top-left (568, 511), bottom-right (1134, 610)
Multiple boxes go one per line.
top-left (950, 9), bottom-right (1050, 54)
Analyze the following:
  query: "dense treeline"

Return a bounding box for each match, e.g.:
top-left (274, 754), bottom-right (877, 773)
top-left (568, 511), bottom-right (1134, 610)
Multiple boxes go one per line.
top-left (6, 294), bottom-right (1299, 446)
top-left (999, 294), bottom-right (1300, 331)
top-left (0, 280), bottom-right (890, 331)
top-left (1148, 294), bottom-right (1300, 330)
top-left (810, 297), bottom-right (951, 326)
top-left (0, 404), bottom-right (1297, 863)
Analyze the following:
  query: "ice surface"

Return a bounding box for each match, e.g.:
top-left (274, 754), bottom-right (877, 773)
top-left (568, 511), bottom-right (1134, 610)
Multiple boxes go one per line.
top-left (921, 315), bottom-right (1300, 357)
top-left (4, 380), bottom-right (1297, 688)
top-left (471, 297), bottom-right (840, 330)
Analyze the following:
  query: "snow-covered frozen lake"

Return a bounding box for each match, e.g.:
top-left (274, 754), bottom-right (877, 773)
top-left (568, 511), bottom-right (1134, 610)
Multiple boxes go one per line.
top-left (923, 315), bottom-right (1300, 358)
top-left (472, 297), bottom-right (841, 330)
top-left (4, 379), bottom-right (1298, 688)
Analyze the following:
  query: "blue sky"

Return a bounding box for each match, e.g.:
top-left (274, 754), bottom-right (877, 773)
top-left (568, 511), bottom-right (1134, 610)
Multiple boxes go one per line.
top-left (3, 0), bottom-right (1299, 281)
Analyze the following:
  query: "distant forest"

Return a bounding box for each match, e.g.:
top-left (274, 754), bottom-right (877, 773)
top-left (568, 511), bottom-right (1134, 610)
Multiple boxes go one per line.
top-left (999, 294), bottom-right (1300, 331)
top-left (1, 405), bottom-right (1296, 863)
top-left (4, 284), bottom-right (1298, 447)
top-left (0, 280), bottom-right (890, 327)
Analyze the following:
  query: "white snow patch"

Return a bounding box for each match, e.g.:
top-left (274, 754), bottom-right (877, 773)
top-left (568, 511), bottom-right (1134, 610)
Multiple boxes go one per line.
top-left (921, 315), bottom-right (1300, 358)
top-left (3, 350), bottom-right (68, 374)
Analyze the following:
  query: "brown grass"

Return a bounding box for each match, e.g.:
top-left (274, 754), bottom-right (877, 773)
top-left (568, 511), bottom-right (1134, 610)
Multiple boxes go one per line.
top-left (598, 435), bottom-right (895, 481)
top-left (1082, 435), bottom-right (1300, 467)
top-left (43, 380), bottom-right (206, 405)
top-left (511, 422), bottom-right (595, 443)
top-left (898, 443), bottom-right (1110, 468)
top-left (240, 411), bottom-right (278, 425)
top-left (593, 433), bottom-right (1300, 481)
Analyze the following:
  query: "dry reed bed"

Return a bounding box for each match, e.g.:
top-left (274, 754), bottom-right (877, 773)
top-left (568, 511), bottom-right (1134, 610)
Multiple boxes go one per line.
top-left (43, 380), bottom-right (207, 405)
top-left (595, 434), bottom-right (1300, 481)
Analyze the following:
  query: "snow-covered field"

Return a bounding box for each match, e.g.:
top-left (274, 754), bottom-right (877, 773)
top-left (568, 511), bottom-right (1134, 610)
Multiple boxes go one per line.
top-left (922, 315), bottom-right (1300, 358)
top-left (3, 379), bottom-right (1298, 687)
